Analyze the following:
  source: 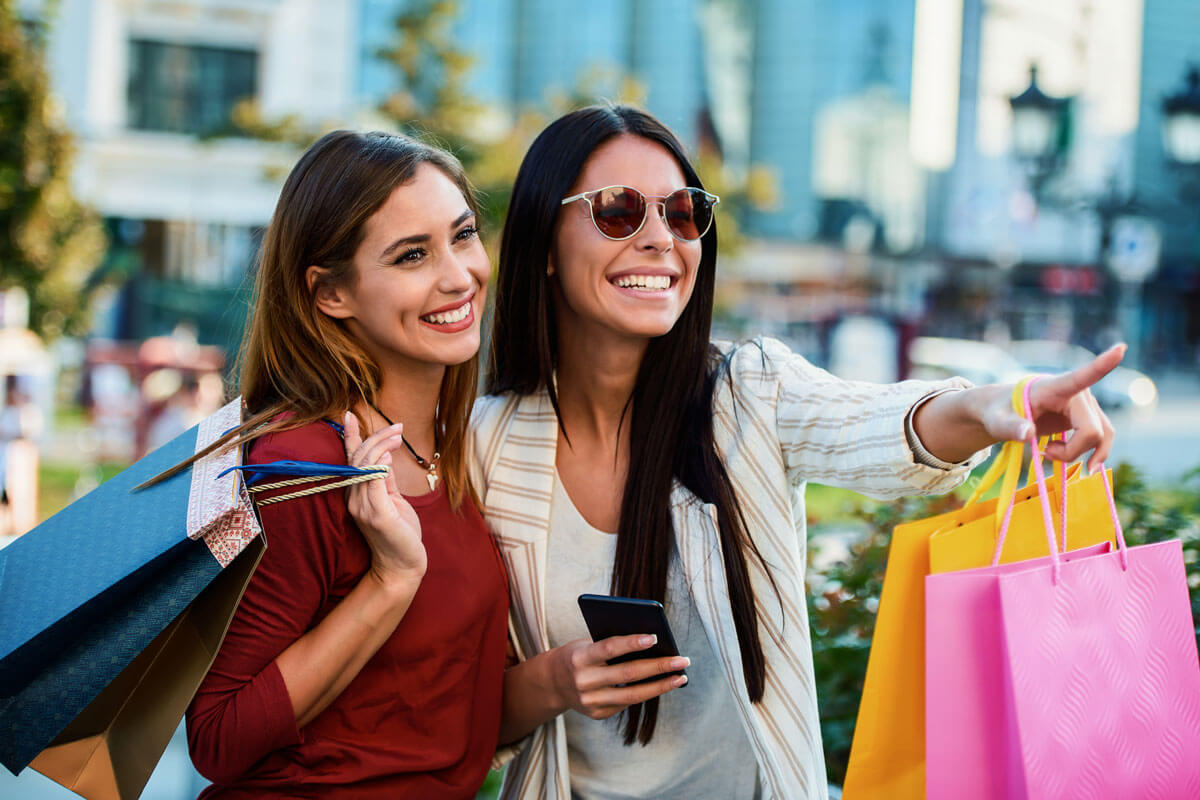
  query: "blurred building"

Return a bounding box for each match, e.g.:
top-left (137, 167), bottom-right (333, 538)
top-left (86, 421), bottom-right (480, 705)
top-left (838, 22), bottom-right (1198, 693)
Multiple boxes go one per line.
top-left (26, 0), bottom-right (358, 352)
top-left (354, 0), bottom-right (932, 371)
top-left (1132, 0), bottom-right (1200, 367)
top-left (925, 0), bottom-right (1197, 369)
top-left (357, 0), bottom-right (706, 144)
top-left (742, 0), bottom-right (920, 242)
top-left (358, 0), bottom-right (921, 245)
top-left (21, 0), bottom-right (1198, 372)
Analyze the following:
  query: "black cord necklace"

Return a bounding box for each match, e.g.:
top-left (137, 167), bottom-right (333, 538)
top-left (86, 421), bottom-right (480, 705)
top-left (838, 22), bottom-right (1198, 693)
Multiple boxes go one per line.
top-left (368, 402), bottom-right (441, 491)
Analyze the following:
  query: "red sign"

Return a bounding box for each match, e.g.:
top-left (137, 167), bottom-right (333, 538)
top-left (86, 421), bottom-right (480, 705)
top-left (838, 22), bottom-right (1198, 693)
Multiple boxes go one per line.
top-left (1040, 266), bottom-right (1102, 295)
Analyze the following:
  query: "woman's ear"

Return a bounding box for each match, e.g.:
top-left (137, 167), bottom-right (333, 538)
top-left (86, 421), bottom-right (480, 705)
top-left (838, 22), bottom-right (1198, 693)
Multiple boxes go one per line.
top-left (306, 265), bottom-right (354, 319)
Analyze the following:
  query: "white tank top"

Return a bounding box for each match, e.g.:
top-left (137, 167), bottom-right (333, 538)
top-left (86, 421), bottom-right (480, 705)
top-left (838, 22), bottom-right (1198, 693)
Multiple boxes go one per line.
top-left (544, 473), bottom-right (763, 799)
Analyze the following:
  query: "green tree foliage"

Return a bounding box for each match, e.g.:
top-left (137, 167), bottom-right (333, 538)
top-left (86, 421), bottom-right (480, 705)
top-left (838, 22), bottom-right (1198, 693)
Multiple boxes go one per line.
top-left (373, 1), bottom-right (775, 259)
top-left (0, 1), bottom-right (105, 336)
top-left (806, 491), bottom-right (960, 787)
top-left (806, 464), bottom-right (1200, 786)
top-left (1112, 463), bottom-right (1200, 640)
top-left (232, 1), bottom-right (776, 267)
top-left (378, 0), bottom-right (480, 145)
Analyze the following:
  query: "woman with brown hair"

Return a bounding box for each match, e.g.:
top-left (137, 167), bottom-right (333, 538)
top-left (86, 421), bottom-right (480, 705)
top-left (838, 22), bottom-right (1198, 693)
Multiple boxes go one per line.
top-left (184, 130), bottom-right (507, 798)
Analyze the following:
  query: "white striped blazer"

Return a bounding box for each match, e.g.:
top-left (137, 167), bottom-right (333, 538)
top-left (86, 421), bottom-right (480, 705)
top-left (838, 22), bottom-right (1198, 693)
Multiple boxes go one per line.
top-left (468, 337), bottom-right (986, 800)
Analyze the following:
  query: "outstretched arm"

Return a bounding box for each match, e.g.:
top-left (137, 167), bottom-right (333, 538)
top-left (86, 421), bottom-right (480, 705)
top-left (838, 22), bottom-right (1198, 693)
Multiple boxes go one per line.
top-left (912, 344), bottom-right (1124, 470)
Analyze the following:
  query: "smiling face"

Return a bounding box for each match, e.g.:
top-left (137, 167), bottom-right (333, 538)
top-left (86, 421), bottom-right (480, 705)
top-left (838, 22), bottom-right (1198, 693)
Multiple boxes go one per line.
top-left (311, 162), bottom-right (489, 374)
top-left (550, 134), bottom-right (703, 344)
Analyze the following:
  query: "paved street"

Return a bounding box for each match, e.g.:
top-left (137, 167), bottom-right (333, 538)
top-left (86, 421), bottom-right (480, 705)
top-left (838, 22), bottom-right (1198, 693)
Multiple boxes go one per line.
top-left (1106, 371), bottom-right (1200, 485)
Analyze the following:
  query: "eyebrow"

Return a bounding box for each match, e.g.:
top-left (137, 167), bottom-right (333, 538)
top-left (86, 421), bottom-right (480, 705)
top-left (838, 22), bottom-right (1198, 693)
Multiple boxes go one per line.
top-left (379, 209), bottom-right (475, 260)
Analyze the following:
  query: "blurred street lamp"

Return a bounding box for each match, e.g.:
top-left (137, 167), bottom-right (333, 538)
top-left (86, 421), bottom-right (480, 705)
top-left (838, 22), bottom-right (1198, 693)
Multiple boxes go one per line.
top-left (1162, 66), bottom-right (1200, 166)
top-left (1163, 65), bottom-right (1200, 207)
top-left (1008, 65), bottom-right (1071, 198)
top-left (1005, 64), bottom-right (1159, 366)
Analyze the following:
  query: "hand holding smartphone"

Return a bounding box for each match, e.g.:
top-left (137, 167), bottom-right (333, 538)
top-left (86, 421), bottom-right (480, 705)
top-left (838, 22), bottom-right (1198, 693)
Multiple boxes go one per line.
top-left (577, 594), bottom-right (687, 685)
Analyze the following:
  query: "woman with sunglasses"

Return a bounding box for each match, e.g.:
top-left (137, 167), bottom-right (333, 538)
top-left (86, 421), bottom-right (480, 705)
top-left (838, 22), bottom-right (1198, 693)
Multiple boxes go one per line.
top-left (473, 105), bottom-right (1122, 799)
top-left (183, 130), bottom-right (507, 798)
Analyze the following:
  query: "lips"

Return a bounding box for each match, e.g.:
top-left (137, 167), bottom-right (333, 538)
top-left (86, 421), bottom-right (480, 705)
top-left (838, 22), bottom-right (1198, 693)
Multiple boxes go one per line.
top-left (607, 267), bottom-right (679, 293)
top-left (611, 274), bottom-right (672, 290)
top-left (420, 300), bottom-right (472, 325)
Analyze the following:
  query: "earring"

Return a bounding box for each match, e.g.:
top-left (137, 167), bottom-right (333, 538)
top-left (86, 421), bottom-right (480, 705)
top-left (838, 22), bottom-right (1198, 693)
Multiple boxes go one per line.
top-left (546, 264), bottom-right (556, 276)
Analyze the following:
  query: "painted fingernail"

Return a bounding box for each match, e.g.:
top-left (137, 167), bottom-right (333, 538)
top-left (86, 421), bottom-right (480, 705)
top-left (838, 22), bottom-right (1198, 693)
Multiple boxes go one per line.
top-left (639, 635), bottom-right (656, 647)
top-left (673, 675), bottom-right (688, 687)
top-left (670, 657), bottom-right (690, 669)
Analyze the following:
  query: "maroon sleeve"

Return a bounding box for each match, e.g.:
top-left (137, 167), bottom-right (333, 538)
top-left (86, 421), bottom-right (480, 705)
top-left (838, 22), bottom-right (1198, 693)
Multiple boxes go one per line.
top-left (186, 425), bottom-right (351, 784)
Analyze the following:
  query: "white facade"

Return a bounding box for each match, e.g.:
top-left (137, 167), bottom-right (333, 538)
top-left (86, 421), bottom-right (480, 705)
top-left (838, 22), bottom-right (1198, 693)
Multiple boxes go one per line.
top-left (37, 0), bottom-right (359, 271)
top-left (939, 0), bottom-right (1145, 266)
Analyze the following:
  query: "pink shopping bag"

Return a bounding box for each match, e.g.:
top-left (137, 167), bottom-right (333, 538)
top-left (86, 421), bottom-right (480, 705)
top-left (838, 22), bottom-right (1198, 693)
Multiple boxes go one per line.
top-left (926, 542), bottom-right (1112, 799)
top-left (926, 378), bottom-right (1200, 800)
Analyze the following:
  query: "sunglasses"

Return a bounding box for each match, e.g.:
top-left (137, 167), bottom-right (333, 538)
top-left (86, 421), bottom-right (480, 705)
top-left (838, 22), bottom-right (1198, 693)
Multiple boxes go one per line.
top-left (560, 185), bottom-right (720, 242)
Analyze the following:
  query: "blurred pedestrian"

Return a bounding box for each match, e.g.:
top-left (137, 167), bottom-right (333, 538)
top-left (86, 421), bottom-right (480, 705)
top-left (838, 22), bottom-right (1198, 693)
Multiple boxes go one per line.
top-left (0, 376), bottom-right (42, 536)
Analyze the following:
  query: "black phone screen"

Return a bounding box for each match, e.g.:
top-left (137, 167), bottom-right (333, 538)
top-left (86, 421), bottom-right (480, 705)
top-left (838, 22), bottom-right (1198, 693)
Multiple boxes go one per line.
top-left (576, 594), bottom-right (686, 684)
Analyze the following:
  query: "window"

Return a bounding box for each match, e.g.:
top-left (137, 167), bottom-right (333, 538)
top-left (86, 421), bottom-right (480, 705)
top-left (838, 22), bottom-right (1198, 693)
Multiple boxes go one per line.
top-left (127, 40), bottom-right (257, 135)
top-left (108, 218), bottom-right (261, 287)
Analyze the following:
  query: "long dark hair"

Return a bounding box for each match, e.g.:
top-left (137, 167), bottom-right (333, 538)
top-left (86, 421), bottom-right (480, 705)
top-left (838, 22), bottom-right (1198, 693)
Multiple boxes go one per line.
top-left (487, 105), bottom-right (775, 744)
top-left (147, 130), bottom-right (479, 509)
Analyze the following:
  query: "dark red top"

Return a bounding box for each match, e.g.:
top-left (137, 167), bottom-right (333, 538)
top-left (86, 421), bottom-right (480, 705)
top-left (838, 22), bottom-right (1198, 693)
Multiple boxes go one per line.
top-left (187, 420), bottom-right (508, 799)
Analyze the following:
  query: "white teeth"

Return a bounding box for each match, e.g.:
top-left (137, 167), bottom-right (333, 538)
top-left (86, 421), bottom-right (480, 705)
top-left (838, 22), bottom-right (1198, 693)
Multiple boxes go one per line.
top-left (422, 301), bottom-right (470, 324)
top-left (612, 275), bottom-right (671, 290)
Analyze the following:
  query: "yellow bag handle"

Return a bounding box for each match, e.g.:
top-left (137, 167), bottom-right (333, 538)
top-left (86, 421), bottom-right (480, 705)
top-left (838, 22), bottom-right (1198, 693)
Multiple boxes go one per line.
top-left (964, 377), bottom-right (1037, 506)
top-left (961, 376), bottom-right (1068, 545)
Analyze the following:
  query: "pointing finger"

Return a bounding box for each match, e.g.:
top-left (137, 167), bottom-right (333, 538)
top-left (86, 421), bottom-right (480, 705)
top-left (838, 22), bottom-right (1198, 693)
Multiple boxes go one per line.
top-left (1040, 344), bottom-right (1126, 400)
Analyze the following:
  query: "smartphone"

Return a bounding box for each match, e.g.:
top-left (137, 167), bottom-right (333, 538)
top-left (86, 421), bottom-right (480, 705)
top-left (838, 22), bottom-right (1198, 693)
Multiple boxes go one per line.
top-left (577, 594), bottom-right (686, 685)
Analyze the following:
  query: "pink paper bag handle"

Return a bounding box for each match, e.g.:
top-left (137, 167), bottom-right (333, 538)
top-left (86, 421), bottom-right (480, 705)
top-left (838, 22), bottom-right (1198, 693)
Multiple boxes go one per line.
top-left (987, 378), bottom-right (1068, 566)
top-left (1022, 376), bottom-right (1123, 582)
top-left (1001, 376), bottom-right (1129, 582)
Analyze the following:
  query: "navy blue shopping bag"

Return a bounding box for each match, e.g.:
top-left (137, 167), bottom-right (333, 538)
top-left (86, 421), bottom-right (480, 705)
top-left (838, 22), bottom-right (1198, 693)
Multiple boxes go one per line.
top-left (0, 398), bottom-right (264, 799)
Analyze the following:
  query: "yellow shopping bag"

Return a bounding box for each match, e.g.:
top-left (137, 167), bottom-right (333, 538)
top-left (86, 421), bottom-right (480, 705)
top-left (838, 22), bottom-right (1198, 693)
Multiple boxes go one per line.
top-left (928, 456), bottom-right (1113, 574)
top-left (842, 380), bottom-right (1116, 799)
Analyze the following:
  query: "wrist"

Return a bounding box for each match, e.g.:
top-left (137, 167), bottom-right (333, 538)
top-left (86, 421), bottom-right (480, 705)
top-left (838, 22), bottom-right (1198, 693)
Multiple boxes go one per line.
top-left (366, 560), bottom-right (425, 599)
top-left (962, 384), bottom-right (1008, 441)
top-left (542, 647), bottom-right (575, 715)
top-left (914, 384), bottom-right (1004, 463)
